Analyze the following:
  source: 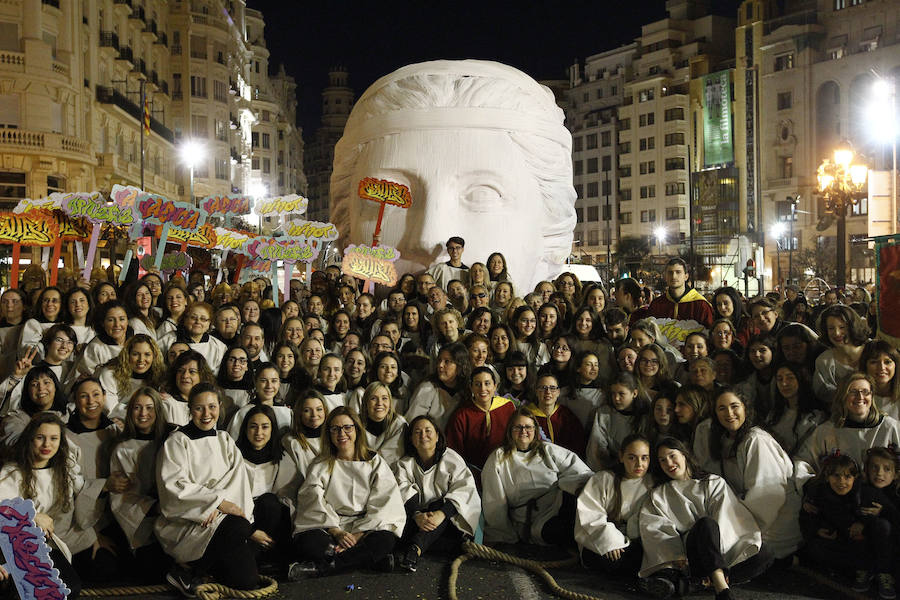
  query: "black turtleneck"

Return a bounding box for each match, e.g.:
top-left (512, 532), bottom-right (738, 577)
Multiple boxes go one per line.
top-left (180, 422), bottom-right (217, 439)
top-left (365, 419), bottom-right (387, 437)
top-left (302, 424), bottom-right (323, 438)
top-left (242, 445), bottom-right (271, 465)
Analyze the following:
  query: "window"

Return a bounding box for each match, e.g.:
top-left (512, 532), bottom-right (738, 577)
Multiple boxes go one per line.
top-left (587, 206), bottom-right (599, 221)
top-left (588, 229), bottom-right (599, 246)
top-left (774, 53), bottom-right (794, 71)
top-left (575, 184), bottom-right (583, 199)
top-left (0, 23), bottom-right (17, 52)
top-left (191, 114), bottom-right (207, 137)
top-left (776, 199), bottom-right (799, 221)
top-left (596, 88), bottom-right (603, 99)
top-left (619, 212), bottom-right (632, 224)
top-left (574, 160), bottom-right (583, 176)
top-left (665, 133), bottom-right (685, 146)
top-left (190, 36), bottom-right (207, 60)
top-left (47, 176), bottom-right (65, 194)
top-left (215, 119), bottom-right (227, 141)
top-left (586, 134), bottom-right (598, 149)
top-left (251, 157), bottom-right (260, 170)
top-left (0, 172), bottom-right (25, 204)
top-left (666, 206), bottom-right (685, 220)
top-left (665, 157), bottom-right (685, 171)
top-left (619, 165), bottom-right (631, 177)
top-left (576, 207), bottom-right (584, 223)
top-left (640, 210), bottom-right (657, 222)
top-left (640, 185), bottom-right (656, 198)
top-left (619, 118), bottom-right (630, 130)
top-left (638, 89), bottom-right (655, 102)
top-left (587, 182), bottom-right (599, 197)
top-left (251, 132), bottom-right (259, 148)
top-left (573, 136), bottom-right (583, 152)
top-left (262, 110), bottom-right (271, 122)
top-left (602, 156), bottom-right (611, 171)
top-left (639, 161), bottom-right (655, 175)
top-left (602, 205), bottom-right (611, 221)
top-left (262, 133), bottom-right (270, 149)
top-left (215, 158), bottom-right (228, 180)
top-left (777, 92), bottom-right (792, 110)
top-left (639, 113), bottom-right (655, 127)
top-left (213, 80), bottom-right (227, 102)
top-left (779, 156), bottom-right (793, 179)
top-left (263, 158), bottom-right (270, 173)
top-left (611, 85), bottom-right (617, 95)
top-left (602, 179), bottom-right (611, 196)
top-left (664, 108), bottom-right (684, 121)
top-left (639, 137), bottom-right (655, 151)
top-left (0, 94), bottom-right (19, 128)
top-left (601, 131), bottom-right (611, 147)
top-left (587, 158), bottom-right (598, 173)
top-left (619, 142), bottom-right (631, 154)
top-left (665, 182), bottom-right (685, 196)
top-left (190, 76), bottom-right (207, 98)
top-left (620, 188), bottom-right (632, 201)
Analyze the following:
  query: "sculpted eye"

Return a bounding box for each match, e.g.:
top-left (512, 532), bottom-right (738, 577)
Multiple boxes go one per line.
top-left (461, 184), bottom-right (504, 213)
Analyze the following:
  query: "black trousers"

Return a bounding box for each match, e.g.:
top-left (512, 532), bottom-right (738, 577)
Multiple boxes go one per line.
top-left (801, 517), bottom-right (893, 575)
top-left (253, 493), bottom-right (292, 555)
top-left (131, 540), bottom-right (172, 583)
top-left (50, 547), bottom-right (81, 600)
top-left (293, 528), bottom-right (396, 571)
top-left (540, 491), bottom-right (577, 547)
top-left (191, 514), bottom-right (259, 590)
top-left (684, 517), bottom-right (773, 583)
top-left (72, 545), bottom-right (117, 583)
top-left (582, 540), bottom-right (644, 576)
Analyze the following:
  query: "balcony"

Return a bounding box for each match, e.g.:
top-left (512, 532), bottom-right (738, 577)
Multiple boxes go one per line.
top-left (160, 80), bottom-right (169, 95)
top-left (190, 50), bottom-right (207, 60)
top-left (95, 86), bottom-right (174, 143)
top-left (0, 128), bottom-right (90, 160)
top-left (0, 51), bottom-right (25, 72)
top-left (117, 46), bottom-right (133, 63)
top-left (99, 31), bottom-right (118, 50)
top-left (156, 32), bottom-right (167, 47)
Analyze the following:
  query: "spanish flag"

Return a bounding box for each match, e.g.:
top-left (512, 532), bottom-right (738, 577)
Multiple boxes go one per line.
top-left (142, 92), bottom-right (151, 135)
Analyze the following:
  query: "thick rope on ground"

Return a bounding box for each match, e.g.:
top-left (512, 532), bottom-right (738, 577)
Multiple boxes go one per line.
top-left (452, 540), bottom-right (606, 600)
top-left (81, 575), bottom-right (278, 599)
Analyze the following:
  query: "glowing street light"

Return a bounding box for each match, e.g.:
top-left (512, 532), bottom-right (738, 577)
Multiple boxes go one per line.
top-left (179, 140), bottom-right (205, 206)
top-left (654, 226), bottom-right (666, 257)
top-left (816, 141), bottom-right (868, 288)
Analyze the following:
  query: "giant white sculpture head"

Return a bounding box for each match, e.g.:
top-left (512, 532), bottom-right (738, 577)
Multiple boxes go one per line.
top-left (331, 60), bottom-right (576, 292)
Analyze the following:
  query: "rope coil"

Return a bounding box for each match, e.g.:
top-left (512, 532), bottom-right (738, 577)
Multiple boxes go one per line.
top-left (82, 574), bottom-right (279, 599)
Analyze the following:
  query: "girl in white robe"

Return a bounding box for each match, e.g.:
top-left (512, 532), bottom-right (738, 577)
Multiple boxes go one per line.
top-left (155, 382), bottom-right (259, 593)
top-left (0, 413), bottom-right (107, 597)
top-left (216, 346), bottom-right (254, 427)
top-left (62, 287), bottom-right (96, 350)
top-left (155, 283), bottom-right (189, 340)
top-left (0, 288), bottom-right (27, 380)
top-left (575, 434), bottom-right (653, 575)
top-left (482, 407), bottom-right (592, 546)
top-left (812, 305), bottom-right (868, 405)
top-left (0, 365), bottom-right (69, 448)
top-left (794, 372), bottom-right (900, 487)
top-left (76, 301), bottom-right (133, 378)
top-left (276, 391), bottom-right (327, 515)
top-left (757, 363), bottom-right (825, 456)
top-left (108, 387), bottom-right (175, 580)
top-left (586, 372), bottom-right (647, 470)
top-left (314, 353), bottom-right (349, 414)
top-left (19, 286), bottom-right (65, 360)
top-left (289, 406), bottom-right (405, 578)
top-left (394, 415), bottom-right (481, 572)
top-left (227, 363), bottom-right (292, 440)
top-left (235, 404), bottom-right (293, 566)
top-left (405, 343), bottom-right (469, 431)
top-left (349, 352), bottom-right (410, 415)
top-left (0, 324), bottom-right (76, 416)
top-left (160, 350), bottom-right (216, 426)
top-left (156, 302), bottom-right (228, 373)
top-left (96, 334), bottom-right (165, 421)
top-left (360, 381), bottom-right (407, 465)
top-left (638, 436), bottom-right (771, 600)
top-left (696, 390), bottom-right (802, 560)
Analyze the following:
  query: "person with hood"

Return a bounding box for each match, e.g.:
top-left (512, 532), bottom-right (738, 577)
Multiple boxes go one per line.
top-left (648, 259), bottom-right (713, 328)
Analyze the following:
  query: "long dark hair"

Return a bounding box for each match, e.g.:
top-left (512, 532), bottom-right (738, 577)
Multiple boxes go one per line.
top-left (32, 286), bottom-right (63, 323)
top-left (433, 342), bottom-right (471, 394)
top-left (236, 404), bottom-right (283, 462)
top-left (22, 365), bottom-right (65, 415)
top-left (114, 387), bottom-right (172, 451)
top-left (370, 351), bottom-right (405, 399)
top-left (760, 362), bottom-right (817, 434)
top-left (708, 389), bottom-right (755, 461)
top-left (607, 433), bottom-right (652, 523)
top-left (14, 413), bottom-right (73, 512)
top-left (61, 287), bottom-right (93, 325)
top-left (652, 436), bottom-right (709, 485)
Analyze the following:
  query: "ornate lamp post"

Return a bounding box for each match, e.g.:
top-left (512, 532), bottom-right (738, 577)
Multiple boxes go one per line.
top-left (816, 142), bottom-right (867, 289)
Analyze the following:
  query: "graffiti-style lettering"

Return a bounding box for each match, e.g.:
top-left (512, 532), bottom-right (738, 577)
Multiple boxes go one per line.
top-left (358, 177), bottom-right (412, 209)
top-left (245, 238), bottom-right (318, 263)
top-left (285, 220), bottom-right (339, 241)
top-left (255, 195), bottom-right (308, 217)
top-left (165, 224), bottom-right (216, 248)
top-left (62, 195), bottom-right (135, 226)
top-left (0, 212), bottom-right (59, 246)
top-left (342, 254), bottom-right (398, 286)
top-left (201, 195), bottom-right (251, 217)
top-left (0, 499), bottom-right (69, 600)
top-left (213, 227), bottom-right (254, 251)
top-left (138, 195), bottom-right (207, 232)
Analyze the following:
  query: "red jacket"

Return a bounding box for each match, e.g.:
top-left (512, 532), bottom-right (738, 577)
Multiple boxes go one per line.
top-left (525, 402), bottom-right (587, 457)
top-left (648, 287), bottom-right (714, 328)
top-left (446, 397), bottom-right (516, 474)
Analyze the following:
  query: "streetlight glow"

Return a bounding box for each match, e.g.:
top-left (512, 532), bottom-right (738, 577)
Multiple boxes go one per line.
top-left (654, 226), bottom-right (666, 243)
top-left (771, 222), bottom-right (786, 239)
top-left (248, 182), bottom-right (267, 199)
top-left (179, 140), bottom-right (205, 168)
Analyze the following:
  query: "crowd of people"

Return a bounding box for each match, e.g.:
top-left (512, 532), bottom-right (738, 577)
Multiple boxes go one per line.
top-left (0, 235), bottom-right (895, 600)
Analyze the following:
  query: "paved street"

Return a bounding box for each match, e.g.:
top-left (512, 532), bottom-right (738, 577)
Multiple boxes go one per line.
top-left (108, 543), bottom-right (862, 600)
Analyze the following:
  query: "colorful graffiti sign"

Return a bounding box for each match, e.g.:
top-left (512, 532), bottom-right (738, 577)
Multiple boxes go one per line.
top-left (0, 498), bottom-right (69, 600)
top-left (285, 219), bottom-right (339, 241)
top-left (358, 177), bottom-right (412, 209)
top-left (253, 194), bottom-right (308, 218)
top-left (341, 244), bottom-right (400, 287)
top-left (245, 237), bottom-right (318, 263)
top-left (214, 227), bottom-right (255, 252)
top-left (61, 192), bottom-right (136, 227)
top-left (201, 194), bottom-right (252, 218)
top-left (0, 211), bottom-right (59, 246)
top-left (140, 251), bottom-right (192, 274)
top-left (163, 223), bottom-right (217, 248)
top-left (137, 195), bottom-right (207, 231)
top-left (653, 318), bottom-right (706, 348)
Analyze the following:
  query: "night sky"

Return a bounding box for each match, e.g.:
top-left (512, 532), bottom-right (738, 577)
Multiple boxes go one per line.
top-left (246, 0), bottom-right (741, 137)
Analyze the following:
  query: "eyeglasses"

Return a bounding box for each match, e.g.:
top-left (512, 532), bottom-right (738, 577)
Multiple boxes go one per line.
top-left (551, 345), bottom-right (570, 352)
top-left (559, 281), bottom-right (575, 288)
top-left (329, 424), bottom-right (356, 435)
top-left (639, 358), bottom-right (660, 365)
top-left (848, 389), bottom-right (873, 398)
top-left (536, 385), bottom-right (559, 392)
top-left (470, 293), bottom-right (487, 299)
top-left (53, 337), bottom-right (74, 347)
top-left (512, 425), bottom-right (535, 432)
top-left (227, 357), bottom-right (248, 365)
top-left (447, 245), bottom-right (463, 251)
top-left (187, 315), bottom-right (210, 323)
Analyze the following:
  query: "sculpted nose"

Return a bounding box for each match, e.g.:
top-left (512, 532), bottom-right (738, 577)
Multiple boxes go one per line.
top-left (397, 183), bottom-right (454, 265)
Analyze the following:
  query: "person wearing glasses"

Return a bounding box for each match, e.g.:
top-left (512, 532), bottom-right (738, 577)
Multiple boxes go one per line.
top-left (468, 285), bottom-right (491, 312)
top-left (216, 347), bottom-right (254, 426)
top-left (157, 302), bottom-right (227, 373)
top-left (795, 373), bottom-right (900, 486)
top-left (647, 258), bottom-right (714, 329)
top-left (524, 373), bottom-right (586, 456)
top-left (289, 406), bottom-right (404, 578)
top-left (748, 298), bottom-right (787, 339)
top-left (481, 407), bottom-right (591, 547)
top-left (427, 236), bottom-right (469, 292)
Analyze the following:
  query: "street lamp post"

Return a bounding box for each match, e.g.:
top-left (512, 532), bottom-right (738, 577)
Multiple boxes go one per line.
top-left (179, 140), bottom-right (205, 207)
top-left (771, 222), bottom-right (786, 289)
top-left (816, 142), bottom-right (868, 289)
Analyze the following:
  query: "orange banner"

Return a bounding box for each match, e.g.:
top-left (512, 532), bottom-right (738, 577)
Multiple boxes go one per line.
top-left (357, 177), bottom-right (412, 209)
top-left (0, 211), bottom-right (59, 246)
